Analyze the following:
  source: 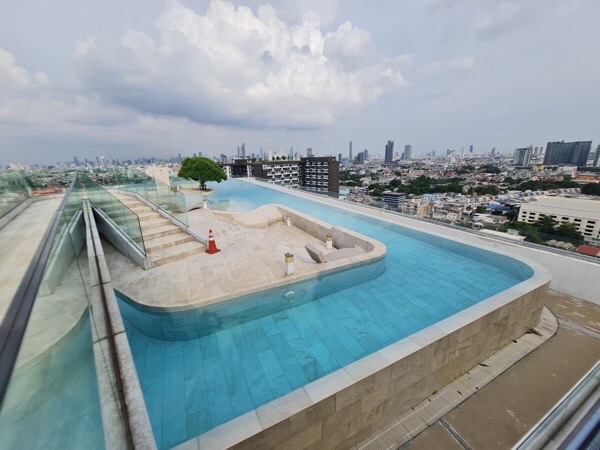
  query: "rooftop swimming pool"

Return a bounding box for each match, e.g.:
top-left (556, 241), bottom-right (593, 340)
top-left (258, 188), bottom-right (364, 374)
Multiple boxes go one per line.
top-left (119, 179), bottom-right (535, 449)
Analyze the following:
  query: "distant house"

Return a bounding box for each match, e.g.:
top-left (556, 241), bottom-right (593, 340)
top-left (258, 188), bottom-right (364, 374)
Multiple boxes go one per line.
top-left (576, 245), bottom-right (600, 258)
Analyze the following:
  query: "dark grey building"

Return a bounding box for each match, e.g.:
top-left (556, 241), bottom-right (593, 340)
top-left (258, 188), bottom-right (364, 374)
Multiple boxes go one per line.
top-left (220, 157), bottom-right (340, 193)
top-left (513, 146), bottom-right (533, 166)
top-left (594, 145), bottom-right (600, 168)
top-left (385, 140), bottom-right (394, 164)
top-left (300, 157), bottom-right (339, 193)
top-left (543, 141), bottom-right (592, 166)
top-left (383, 192), bottom-right (407, 209)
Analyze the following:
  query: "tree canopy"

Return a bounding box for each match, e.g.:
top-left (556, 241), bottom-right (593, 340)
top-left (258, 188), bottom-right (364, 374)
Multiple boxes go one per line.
top-left (581, 183), bottom-right (600, 196)
top-left (178, 157), bottom-right (227, 190)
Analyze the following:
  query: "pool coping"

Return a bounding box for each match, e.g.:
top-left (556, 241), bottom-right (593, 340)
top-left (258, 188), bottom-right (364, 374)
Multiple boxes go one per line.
top-left (171, 179), bottom-right (552, 450)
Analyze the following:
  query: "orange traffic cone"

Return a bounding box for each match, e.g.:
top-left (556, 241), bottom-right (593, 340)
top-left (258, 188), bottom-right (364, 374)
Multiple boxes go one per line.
top-left (206, 229), bottom-right (220, 254)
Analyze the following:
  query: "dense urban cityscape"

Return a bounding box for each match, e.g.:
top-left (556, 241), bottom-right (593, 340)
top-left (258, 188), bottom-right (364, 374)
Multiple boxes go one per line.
top-left (4, 139), bottom-right (599, 257)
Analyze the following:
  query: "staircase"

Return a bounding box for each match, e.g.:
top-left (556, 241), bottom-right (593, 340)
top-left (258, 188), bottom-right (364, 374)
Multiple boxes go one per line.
top-left (115, 194), bottom-right (205, 267)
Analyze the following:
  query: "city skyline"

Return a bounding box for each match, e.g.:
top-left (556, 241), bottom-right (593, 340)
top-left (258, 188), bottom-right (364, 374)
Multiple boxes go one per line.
top-left (1, 0), bottom-right (599, 165)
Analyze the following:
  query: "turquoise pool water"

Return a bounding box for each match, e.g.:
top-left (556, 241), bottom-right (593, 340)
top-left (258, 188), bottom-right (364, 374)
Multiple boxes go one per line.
top-left (120, 179), bottom-right (533, 449)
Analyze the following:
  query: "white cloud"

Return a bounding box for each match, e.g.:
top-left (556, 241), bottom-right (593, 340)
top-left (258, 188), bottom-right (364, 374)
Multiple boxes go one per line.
top-left (418, 56), bottom-right (475, 75)
top-left (72, 0), bottom-right (406, 129)
top-left (0, 48), bottom-right (49, 100)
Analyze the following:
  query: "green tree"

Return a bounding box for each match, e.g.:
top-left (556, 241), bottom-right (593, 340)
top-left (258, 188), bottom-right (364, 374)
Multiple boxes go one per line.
top-left (480, 165), bottom-right (501, 174)
top-left (554, 222), bottom-right (583, 240)
top-left (535, 215), bottom-right (558, 233)
top-left (178, 157), bottom-right (227, 190)
top-left (523, 228), bottom-right (544, 244)
top-left (581, 183), bottom-right (600, 196)
top-left (505, 209), bottom-right (518, 221)
top-left (473, 185), bottom-right (500, 195)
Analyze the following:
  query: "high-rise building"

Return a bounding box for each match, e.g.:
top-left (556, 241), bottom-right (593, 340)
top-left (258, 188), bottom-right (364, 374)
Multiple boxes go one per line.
top-left (349, 141), bottom-right (353, 162)
top-left (469, 145), bottom-right (473, 154)
top-left (403, 145), bottom-right (412, 160)
top-left (219, 156), bottom-right (339, 193)
top-left (594, 145), bottom-right (600, 167)
top-left (513, 146), bottom-right (533, 166)
top-left (363, 149), bottom-right (369, 161)
top-left (338, 153), bottom-right (342, 162)
top-left (384, 140), bottom-right (394, 164)
top-left (241, 143), bottom-right (246, 159)
top-left (543, 141), bottom-right (592, 166)
top-left (307, 148), bottom-right (314, 158)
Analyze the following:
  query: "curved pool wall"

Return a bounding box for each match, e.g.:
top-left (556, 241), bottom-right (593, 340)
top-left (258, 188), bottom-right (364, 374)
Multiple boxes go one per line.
top-left (118, 257), bottom-right (386, 340)
top-left (118, 179), bottom-right (544, 449)
top-left (0, 313), bottom-right (105, 450)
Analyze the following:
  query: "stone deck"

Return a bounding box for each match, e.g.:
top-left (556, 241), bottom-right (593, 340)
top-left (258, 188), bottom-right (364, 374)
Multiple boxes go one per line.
top-left (105, 205), bottom-right (385, 310)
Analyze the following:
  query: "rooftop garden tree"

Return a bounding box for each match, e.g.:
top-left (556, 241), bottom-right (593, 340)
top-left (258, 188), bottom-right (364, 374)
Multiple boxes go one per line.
top-left (178, 157), bottom-right (227, 190)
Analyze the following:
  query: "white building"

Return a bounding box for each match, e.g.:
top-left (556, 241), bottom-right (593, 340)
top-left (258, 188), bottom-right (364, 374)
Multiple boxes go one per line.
top-left (518, 197), bottom-right (600, 241)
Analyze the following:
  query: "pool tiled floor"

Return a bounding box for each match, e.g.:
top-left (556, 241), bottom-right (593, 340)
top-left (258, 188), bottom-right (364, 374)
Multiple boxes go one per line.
top-left (124, 251), bottom-right (518, 449)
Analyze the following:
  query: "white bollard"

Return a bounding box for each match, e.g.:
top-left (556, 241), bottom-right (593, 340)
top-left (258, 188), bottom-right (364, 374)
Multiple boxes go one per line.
top-left (286, 216), bottom-right (291, 227)
top-left (285, 253), bottom-right (294, 275)
top-left (202, 198), bottom-right (208, 209)
top-left (325, 235), bottom-right (333, 250)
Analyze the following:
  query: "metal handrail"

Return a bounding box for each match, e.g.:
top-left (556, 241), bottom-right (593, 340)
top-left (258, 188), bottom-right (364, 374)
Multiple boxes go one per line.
top-left (0, 174), bottom-right (76, 408)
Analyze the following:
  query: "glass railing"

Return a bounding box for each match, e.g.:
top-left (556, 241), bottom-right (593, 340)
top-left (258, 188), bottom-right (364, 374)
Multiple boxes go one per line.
top-left (122, 177), bottom-right (189, 226)
top-left (0, 175), bottom-right (122, 448)
top-left (76, 173), bottom-right (146, 254)
top-left (0, 171), bottom-right (31, 220)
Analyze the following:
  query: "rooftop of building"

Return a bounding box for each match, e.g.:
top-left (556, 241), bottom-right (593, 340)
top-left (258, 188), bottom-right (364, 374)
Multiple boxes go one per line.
top-left (521, 196), bottom-right (600, 215)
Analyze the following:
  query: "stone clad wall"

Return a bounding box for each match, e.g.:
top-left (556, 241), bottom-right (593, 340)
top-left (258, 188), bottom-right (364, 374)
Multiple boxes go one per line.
top-left (229, 282), bottom-right (548, 450)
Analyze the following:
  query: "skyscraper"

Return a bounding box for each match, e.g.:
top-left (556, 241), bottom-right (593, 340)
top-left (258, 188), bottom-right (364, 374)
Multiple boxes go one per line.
top-left (469, 145), bottom-right (473, 154)
top-left (543, 141), bottom-right (592, 166)
top-left (241, 143), bottom-right (246, 159)
top-left (385, 140), bottom-right (394, 164)
top-left (307, 148), bottom-right (314, 158)
top-left (403, 144), bottom-right (412, 160)
top-left (513, 146), bottom-right (533, 166)
top-left (593, 145), bottom-right (600, 167)
top-left (363, 149), bottom-right (369, 161)
top-left (349, 141), bottom-right (353, 162)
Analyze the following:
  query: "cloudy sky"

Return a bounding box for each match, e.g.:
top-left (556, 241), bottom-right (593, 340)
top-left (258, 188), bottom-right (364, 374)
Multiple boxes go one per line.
top-left (1, 0), bottom-right (599, 165)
